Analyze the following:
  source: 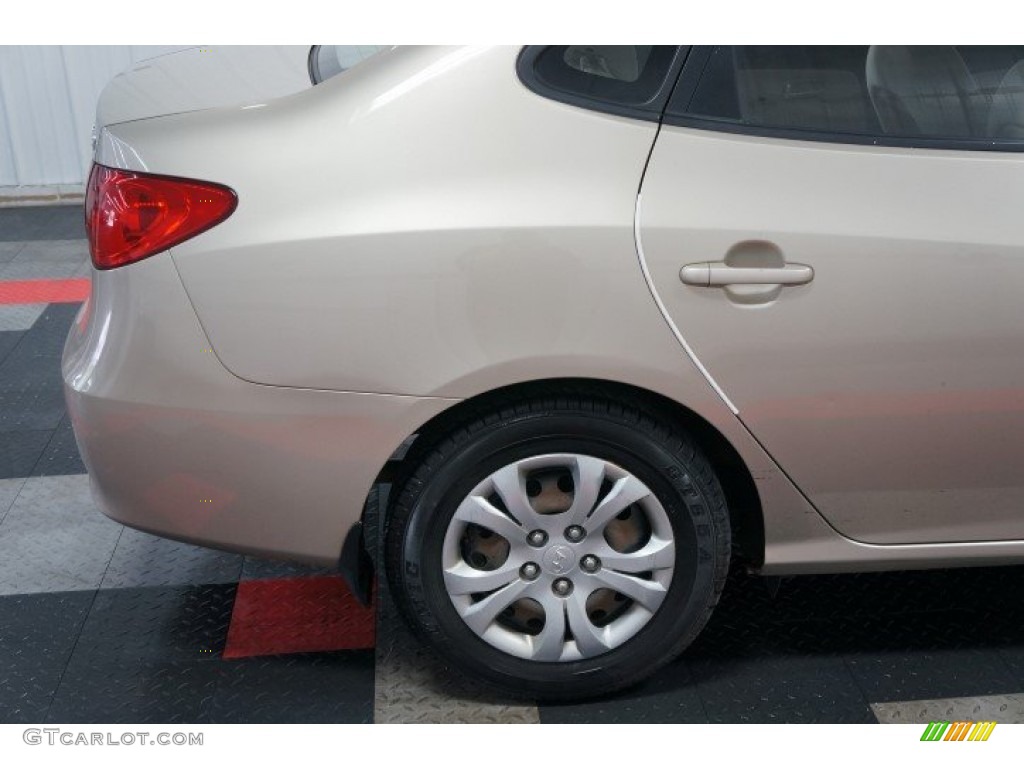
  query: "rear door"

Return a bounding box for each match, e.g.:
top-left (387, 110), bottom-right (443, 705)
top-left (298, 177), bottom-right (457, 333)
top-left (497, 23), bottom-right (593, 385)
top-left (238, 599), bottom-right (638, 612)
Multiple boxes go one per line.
top-left (639, 46), bottom-right (1024, 544)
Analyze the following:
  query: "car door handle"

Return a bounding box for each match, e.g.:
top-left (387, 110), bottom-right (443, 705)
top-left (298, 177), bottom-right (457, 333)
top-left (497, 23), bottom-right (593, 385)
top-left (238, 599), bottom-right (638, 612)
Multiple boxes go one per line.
top-left (679, 262), bottom-right (815, 287)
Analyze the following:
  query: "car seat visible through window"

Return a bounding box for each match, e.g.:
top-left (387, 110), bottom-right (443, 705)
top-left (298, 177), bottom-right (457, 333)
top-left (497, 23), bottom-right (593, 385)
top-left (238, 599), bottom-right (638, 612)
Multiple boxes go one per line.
top-left (866, 46), bottom-right (987, 138)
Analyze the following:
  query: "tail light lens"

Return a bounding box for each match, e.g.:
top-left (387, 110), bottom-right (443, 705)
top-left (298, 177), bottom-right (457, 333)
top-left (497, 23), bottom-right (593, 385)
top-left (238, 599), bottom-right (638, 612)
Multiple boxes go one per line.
top-left (85, 164), bottom-right (237, 270)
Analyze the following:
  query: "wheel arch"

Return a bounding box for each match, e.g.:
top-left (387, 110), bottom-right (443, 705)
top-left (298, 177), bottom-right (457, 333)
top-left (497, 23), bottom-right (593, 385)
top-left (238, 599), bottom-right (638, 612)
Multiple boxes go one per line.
top-left (373, 377), bottom-right (764, 567)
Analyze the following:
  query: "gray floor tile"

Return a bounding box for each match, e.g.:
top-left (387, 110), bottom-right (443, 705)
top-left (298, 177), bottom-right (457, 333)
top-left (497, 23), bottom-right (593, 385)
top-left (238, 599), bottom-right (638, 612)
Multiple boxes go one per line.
top-left (0, 242), bottom-right (23, 264)
top-left (374, 573), bottom-right (540, 723)
top-left (11, 240), bottom-right (88, 264)
top-left (101, 528), bottom-right (243, 589)
top-left (0, 475), bottom-right (122, 595)
top-left (0, 304), bottom-right (47, 332)
top-left (0, 259), bottom-right (82, 281)
top-left (541, 657), bottom-right (706, 723)
top-left (872, 694), bottom-right (1024, 724)
top-left (0, 478), bottom-right (25, 525)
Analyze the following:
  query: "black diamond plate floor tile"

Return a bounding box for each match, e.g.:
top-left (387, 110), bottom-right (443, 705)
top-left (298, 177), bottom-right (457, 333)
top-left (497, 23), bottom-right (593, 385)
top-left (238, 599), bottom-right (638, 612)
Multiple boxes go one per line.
top-left (545, 565), bottom-right (1024, 724)
top-left (0, 207), bottom-right (58, 242)
top-left (0, 381), bottom-right (65, 432)
top-left (0, 304), bottom-right (92, 477)
top-left (845, 647), bottom-right (1017, 703)
top-left (31, 414), bottom-right (85, 477)
top-left (0, 584), bottom-right (375, 724)
top-left (0, 330), bottom-right (23, 368)
top-left (0, 591), bottom-right (95, 723)
top-left (72, 584), bottom-right (238, 663)
top-left (0, 206), bottom-right (84, 242)
top-left (0, 306), bottom-right (86, 474)
top-left (690, 653), bottom-right (875, 723)
top-left (41, 208), bottom-right (87, 241)
top-left (47, 658), bottom-right (221, 724)
top-left (45, 651), bottom-right (375, 724)
top-left (239, 557), bottom-right (336, 581)
top-left (0, 430), bottom-right (52, 479)
top-left (682, 573), bottom-right (881, 723)
top-left (18, 302), bottom-right (80, 357)
top-left (691, 567), bottom-right (1024, 658)
top-left (209, 652), bottom-right (375, 723)
top-left (997, 647), bottom-right (1024, 689)
top-left (1, 662), bottom-right (67, 724)
top-left (0, 309), bottom-right (70, 434)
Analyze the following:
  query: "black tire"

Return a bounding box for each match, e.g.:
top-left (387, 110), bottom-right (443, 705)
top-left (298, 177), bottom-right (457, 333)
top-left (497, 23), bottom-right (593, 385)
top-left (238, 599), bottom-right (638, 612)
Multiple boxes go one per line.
top-left (384, 389), bottom-right (731, 700)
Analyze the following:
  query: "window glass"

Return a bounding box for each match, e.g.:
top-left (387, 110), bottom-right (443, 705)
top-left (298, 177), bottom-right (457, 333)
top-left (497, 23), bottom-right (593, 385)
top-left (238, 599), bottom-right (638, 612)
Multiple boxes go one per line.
top-left (681, 46), bottom-right (1024, 143)
top-left (532, 46), bottom-right (678, 107)
top-left (310, 46), bottom-right (388, 84)
top-left (563, 46), bottom-right (653, 82)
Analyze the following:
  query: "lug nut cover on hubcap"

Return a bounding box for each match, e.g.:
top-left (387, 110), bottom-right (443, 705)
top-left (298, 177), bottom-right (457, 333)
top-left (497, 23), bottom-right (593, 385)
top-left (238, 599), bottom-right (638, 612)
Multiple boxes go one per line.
top-left (521, 562), bottom-right (540, 580)
top-left (552, 578), bottom-right (573, 596)
top-left (580, 555), bottom-right (600, 572)
top-left (565, 525), bottom-right (585, 542)
top-left (527, 530), bottom-right (547, 546)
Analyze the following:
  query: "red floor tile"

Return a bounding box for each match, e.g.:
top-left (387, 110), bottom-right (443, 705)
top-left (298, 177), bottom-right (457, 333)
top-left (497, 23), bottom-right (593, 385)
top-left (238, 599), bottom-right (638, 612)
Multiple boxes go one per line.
top-left (0, 278), bottom-right (90, 305)
top-left (223, 576), bottom-right (375, 659)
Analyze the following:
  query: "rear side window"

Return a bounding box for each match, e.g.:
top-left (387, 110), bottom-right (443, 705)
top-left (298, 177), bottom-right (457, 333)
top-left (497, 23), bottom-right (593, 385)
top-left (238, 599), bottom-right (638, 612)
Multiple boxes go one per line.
top-left (519, 46), bottom-right (685, 121)
top-left (670, 46), bottom-right (1024, 149)
top-left (309, 46), bottom-right (388, 84)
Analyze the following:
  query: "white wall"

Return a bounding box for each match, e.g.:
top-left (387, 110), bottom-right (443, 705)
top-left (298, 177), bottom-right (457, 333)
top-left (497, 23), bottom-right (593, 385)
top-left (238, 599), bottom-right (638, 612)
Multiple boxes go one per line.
top-left (0, 46), bottom-right (190, 199)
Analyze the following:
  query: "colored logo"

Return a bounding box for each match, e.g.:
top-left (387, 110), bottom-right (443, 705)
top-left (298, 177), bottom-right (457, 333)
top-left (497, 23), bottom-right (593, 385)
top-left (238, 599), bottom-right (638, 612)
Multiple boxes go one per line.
top-left (920, 721), bottom-right (996, 741)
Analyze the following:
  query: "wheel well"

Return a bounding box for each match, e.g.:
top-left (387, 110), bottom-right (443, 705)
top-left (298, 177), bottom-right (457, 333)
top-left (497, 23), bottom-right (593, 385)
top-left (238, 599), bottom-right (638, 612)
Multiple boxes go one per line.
top-left (374, 378), bottom-right (765, 567)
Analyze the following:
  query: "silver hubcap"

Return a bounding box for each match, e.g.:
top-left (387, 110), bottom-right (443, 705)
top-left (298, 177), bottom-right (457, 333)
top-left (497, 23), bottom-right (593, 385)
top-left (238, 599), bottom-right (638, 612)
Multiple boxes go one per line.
top-left (442, 453), bottom-right (675, 663)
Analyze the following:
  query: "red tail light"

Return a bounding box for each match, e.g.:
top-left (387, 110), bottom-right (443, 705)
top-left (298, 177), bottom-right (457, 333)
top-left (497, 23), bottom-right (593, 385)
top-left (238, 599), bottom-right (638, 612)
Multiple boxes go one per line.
top-left (85, 164), bottom-right (237, 270)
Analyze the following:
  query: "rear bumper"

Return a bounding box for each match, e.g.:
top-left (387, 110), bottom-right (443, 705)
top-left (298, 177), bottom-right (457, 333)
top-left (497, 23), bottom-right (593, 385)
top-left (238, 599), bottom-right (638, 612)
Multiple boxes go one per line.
top-left (62, 253), bottom-right (454, 565)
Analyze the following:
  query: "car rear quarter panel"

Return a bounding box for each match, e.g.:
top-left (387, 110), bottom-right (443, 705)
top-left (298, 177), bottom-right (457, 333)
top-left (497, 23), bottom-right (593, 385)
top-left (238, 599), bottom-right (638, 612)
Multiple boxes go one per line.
top-left (63, 254), bottom-right (453, 563)
top-left (100, 46), bottom-right (702, 401)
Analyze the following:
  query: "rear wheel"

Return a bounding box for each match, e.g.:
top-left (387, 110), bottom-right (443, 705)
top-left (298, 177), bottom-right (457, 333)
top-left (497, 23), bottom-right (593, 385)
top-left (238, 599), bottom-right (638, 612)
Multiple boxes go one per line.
top-left (384, 392), bottom-right (731, 700)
